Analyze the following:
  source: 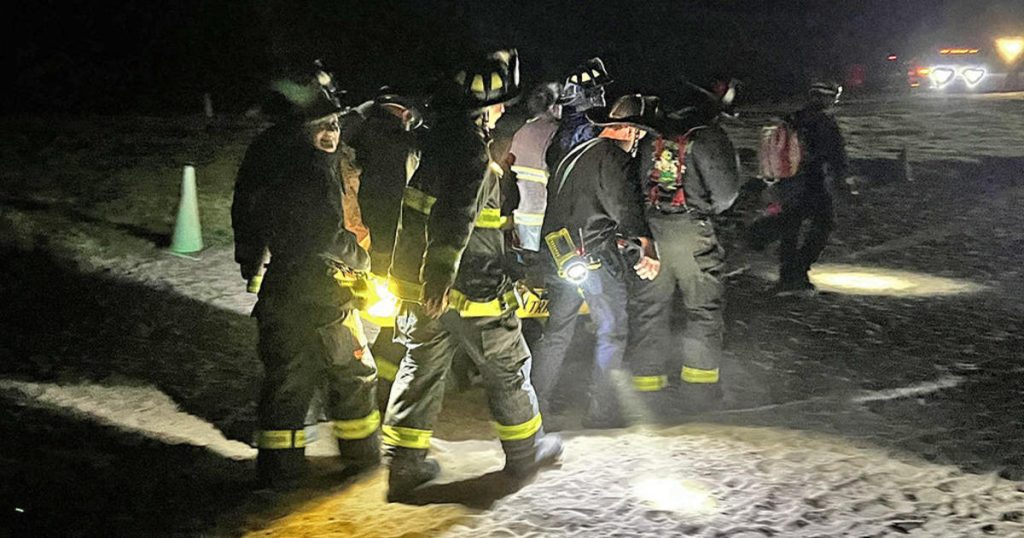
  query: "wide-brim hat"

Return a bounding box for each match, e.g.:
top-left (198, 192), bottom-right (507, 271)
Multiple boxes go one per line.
top-left (586, 94), bottom-right (663, 134)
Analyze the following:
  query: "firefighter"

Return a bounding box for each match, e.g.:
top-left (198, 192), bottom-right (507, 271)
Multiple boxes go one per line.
top-left (748, 81), bottom-right (849, 296)
top-left (626, 88), bottom-right (742, 413)
top-left (342, 91), bottom-right (425, 384)
top-left (508, 82), bottom-right (561, 253)
top-left (533, 94), bottom-right (662, 428)
top-left (232, 67), bottom-right (380, 489)
top-left (545, 57), bottom-right (613, 174)
top-left (382, 49), bottom-right (562, 502)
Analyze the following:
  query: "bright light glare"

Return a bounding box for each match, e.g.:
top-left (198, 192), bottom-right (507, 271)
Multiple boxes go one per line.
top-left (996, 37), bottom-right (1024, 64)
top-left (961, 67), bottom-right (986, 85)
top-left (366, 283), bottom-right (399, 318)
top-left (930, 67), bottom-right (956, 86)
top-left (807, 264), bottom-right (983, 297)
top-left (565, 261), bottom-right (589, 284)
top-left (632, 477), bottom-right (717, 514)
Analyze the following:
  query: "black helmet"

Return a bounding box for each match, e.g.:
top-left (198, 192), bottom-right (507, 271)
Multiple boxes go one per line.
top-left (270, 59), bottom-right (345, 122)
top-left (586, 94), bottom-right (663, 134)
top-left (558, 57), bottom-right (613, 108)
top-left (436, 49), bottom-right (522, 110)
top-left (809, 80), bottom-right (843, 104)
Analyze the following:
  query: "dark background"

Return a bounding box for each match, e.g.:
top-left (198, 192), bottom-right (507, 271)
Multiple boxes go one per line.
top-left (4, 0), bottom-right (1023, 114)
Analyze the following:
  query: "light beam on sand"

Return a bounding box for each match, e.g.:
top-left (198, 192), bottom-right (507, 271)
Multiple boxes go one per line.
top-left (0, 379), bottom-right (257, 459)
top-left (807, 264), bottom-right (983, 297)
top-left (632, 476), bottom-right (718, 514)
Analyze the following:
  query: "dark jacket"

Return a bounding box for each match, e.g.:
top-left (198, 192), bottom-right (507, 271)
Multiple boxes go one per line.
top-left (231, 121), bottom-right (369, 312)
top-left (543, 137), bottom-right (648, 264)
top-left (638, 124), bottom-right (742, 216)
top-left (389, 115), bottom-right (509, 302)
top-left (788, 104), bottom-right (849, 191)
top-left (344, 103), bottom-right (419, 275)
top-left (545, 106), bottom-right (597, 174)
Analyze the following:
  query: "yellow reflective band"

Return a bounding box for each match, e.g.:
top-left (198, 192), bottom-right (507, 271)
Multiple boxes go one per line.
top-left (332, 410), bottom-right (381, 440)
top-left (513, 211), bottom-right (545, 226)
top-left (490, 72), bottom-right (504, 91)
top-left (493, 413), bottom-right (543, 441)
top-left (382, 425), bottom-right (432, 449)
top-left (387, 274), bottom-right (424, 303)
top-left (376, 357), bottom-right (400, 381)
top-left (402, 186), bottom-right (437, 215)
top-left (257, 429), bottom-right (306, 449)
top-left (681, 367), bottom-right (720, 384)
top-left (470, 74), bottom-right (486, 94)
top-left (633, 375), bottom-right (668, 392)
top-left (449, 288), bottom-right (520, 318)
top-left (475, 208), bottom-right (507, 229)
top-left (511, 165), bottom-right (549, 185)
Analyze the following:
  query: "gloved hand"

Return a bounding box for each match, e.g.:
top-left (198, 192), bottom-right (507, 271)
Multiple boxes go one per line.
top-left (421, 280), bottom-right (451, 320)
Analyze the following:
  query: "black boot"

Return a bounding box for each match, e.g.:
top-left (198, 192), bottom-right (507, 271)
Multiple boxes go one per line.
top-left (386, 447), bottom-right (440, 502)
top-left (338, 431), bottom-right (382, 475)
top-left (678, 382), bottom-right (724, 415)
top-left (256, 448), bottom-right (306, 491)
top-left (502, 432), bottom-right (564, 480)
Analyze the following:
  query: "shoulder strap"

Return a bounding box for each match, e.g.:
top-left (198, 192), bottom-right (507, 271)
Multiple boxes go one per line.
top-left (554, 137), bottom-right (603, 195)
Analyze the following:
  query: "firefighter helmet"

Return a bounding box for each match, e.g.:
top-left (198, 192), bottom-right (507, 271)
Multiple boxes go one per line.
top-left (270, 59), bottom-right (346, 123)
top-left (436, 49), bottom-right (522, 111)
top-left (809, 80), bottom-right (843, 104)
top-left (558, 57), bottom-right (613, 108)
top-left (586, 94), bottom-right (663, 133)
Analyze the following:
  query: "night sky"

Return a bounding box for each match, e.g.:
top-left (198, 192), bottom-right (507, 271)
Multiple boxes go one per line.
top-left (4, 0), bottom-right (1023, 114)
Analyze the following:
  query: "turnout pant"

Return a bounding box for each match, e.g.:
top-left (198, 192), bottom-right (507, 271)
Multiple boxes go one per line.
top-left (531, 266), bottom-right (629, 419)
top-left (749, 183), bottom-right (834, 285)
top-left (382, 304), bottom-right (542, 458)
top-left (628, 213), bottom-right (726, 389)
top-left (255, 303), bottom-right (380, 481)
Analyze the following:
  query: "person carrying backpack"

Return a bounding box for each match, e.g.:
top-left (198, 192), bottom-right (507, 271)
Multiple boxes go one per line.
top-left (749, 81), bottom-right (849, 296)
top-left (626, 87), bottom-right (742, 414)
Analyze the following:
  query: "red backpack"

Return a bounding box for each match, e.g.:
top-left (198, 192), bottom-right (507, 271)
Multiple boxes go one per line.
top-left (758, 120), bottom-right (804, 180)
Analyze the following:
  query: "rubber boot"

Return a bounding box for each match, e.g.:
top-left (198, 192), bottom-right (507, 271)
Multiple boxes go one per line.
top-left (678, 382), bottom-right (724, 415)
top-left (386, 447), bottom-right (440, 502)
top-left (502, 432), bottom-right (564, 480)
top-left (581, 394), bottom-right (625, 429)
top-left (338, 431), bottom-right (382, 475)
top-left (256, 448), bottom-right (306, 491)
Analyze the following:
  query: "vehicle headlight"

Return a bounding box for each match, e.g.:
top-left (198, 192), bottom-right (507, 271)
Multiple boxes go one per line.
top-left (996, 37), bottom-right (1024, 64)
top-left (961, 67), bottom-right (986, 85)
top-left (930, 67), bottom-right (956, 87)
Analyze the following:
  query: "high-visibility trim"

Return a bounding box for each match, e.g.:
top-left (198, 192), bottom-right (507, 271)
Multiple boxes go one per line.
top-left (257, 429), bottom-right (306, 449)
top-left (511, 165), bottom-right (549, 185)
top-left (632, 375), bottom-right (669, 392)
top-left (681, 367), bottom-right (720, 384)
top-left (376, 357), bottom-right (400, 381)
top-left (475, 208), bottom-right (508, 229)
top-left (493, 413), bottom-right (543, 441)
top-left (387, 275), bottom-right (423, 303)
top-left (382, 425), bottom-right (432, 449)
top-left (449, 288), bottom-right (521, 318)
top-left (332, 410), bottom-right (381, 440)
top-left (402, 186), bottom-right (437, 215)
top-left (513, 211), bottom-right (545, 226)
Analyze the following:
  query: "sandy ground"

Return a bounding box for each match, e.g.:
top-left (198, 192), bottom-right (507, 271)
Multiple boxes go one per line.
top-left (1, 94), bottom-right (1023, 536)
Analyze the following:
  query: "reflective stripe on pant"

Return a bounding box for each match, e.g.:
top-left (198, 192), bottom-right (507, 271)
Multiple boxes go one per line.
top-left (257, 308), bottom-right (379, 452)
top-left (383, 304), bottom-right (540, 451)
top-left (531, 266), bottom-right (629, 414)
top-left (640, 213), bottom-right (725, 384)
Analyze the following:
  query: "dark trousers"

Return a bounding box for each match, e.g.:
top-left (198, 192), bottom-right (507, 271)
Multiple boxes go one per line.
top-left (628, 214), bottom-right (726, 387)
top-left (383, 304), bottom-right (540, 454)
top-left (255, 302), bottom-right (379, 479)
top-left (749, 184), bottom-right (834, 284)
top-left (531, 265), bottom-right (629, 418)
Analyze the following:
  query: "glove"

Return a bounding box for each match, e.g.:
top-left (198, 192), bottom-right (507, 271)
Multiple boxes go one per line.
top-left (422, 280), bottom-right (450, 319)
top-left (239, 259), bottom-right (262, 281)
